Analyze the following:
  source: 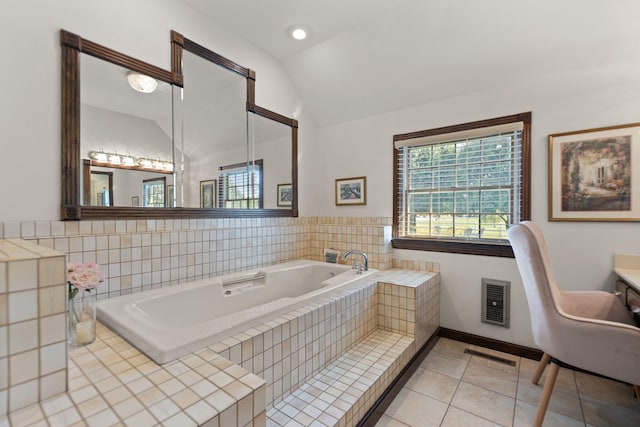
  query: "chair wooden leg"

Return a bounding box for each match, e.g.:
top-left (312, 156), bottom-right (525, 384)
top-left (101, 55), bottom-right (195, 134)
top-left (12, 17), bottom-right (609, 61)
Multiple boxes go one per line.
top-left (634, 384), bottom-right (640, 402)
top-left (532, 352), bottom-right (551, 385)
top-left (534, 361), bottom-right (559, 427)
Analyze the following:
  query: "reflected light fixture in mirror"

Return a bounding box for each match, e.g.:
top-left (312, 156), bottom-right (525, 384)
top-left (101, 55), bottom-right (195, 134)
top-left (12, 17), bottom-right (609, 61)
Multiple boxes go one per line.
top-left (127, 71), bottom-right (158, 93)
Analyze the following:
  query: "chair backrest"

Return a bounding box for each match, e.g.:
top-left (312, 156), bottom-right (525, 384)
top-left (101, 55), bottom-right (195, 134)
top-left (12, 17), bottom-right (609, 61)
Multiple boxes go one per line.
top-left (509, 221), bottom-right (640, 383)
top-left (507, 221), bottom-right (566, 352)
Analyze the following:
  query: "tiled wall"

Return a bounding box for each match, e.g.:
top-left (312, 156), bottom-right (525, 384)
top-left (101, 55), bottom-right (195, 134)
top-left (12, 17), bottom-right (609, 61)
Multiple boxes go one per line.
top-left (0, 239), bottom-right (68, 415)
top-left (0, 216), bottom-right (438, 418)
top-left (0, 217), bottom-right (393, 301)
top-left (306, 217), bottom-right (393, 270)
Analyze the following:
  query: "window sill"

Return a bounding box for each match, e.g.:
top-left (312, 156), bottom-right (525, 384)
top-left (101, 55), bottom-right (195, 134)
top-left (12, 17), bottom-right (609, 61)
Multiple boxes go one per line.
top-left (391, 237), bottom-right (514, 258)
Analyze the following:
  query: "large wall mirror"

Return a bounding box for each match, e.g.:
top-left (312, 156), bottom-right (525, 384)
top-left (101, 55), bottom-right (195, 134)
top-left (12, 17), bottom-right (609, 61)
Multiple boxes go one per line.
top-left (61, 29), bottom-right (297, 219)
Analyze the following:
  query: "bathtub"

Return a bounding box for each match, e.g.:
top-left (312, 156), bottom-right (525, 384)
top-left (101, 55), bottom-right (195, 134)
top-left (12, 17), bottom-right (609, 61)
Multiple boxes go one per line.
top-left (97, 260), bottom-right (379, 364)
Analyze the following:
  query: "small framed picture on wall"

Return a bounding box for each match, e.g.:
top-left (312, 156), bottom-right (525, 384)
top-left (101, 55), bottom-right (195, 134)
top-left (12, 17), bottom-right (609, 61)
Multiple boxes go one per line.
top-left (335, 176), bottom-right (366, 206)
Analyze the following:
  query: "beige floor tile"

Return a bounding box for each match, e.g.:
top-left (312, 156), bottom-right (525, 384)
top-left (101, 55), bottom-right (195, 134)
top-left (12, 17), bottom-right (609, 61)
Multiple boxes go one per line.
top-left (451, 381), bottom-right (515, 426)
top-left (519, 360), bottom-right (577, 394)
top-left (513, 400), bottom-right (585, 427)
top-left (375, 414), bottom-right (411, 426)
top-left (420, 351), bottom-right (469, 380)
top-left (581, 395), bottom-right (640, 427)
top-left (463, 361), bottom-right (518, 398)
top-left (574, 372), bottom-right (638, 409)
top-left (404, 367), bottom-right (459, 404)
top-left (517, 373), bottom-right (583, 421)
top-left (441, 406), bottom-right (502, 427)
top-left (384, 388), bottom-right (448, 427)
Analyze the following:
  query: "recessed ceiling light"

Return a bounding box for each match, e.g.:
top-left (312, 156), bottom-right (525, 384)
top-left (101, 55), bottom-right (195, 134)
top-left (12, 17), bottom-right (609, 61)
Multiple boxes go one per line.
top-left (289, 26), bottom-right (309, 41)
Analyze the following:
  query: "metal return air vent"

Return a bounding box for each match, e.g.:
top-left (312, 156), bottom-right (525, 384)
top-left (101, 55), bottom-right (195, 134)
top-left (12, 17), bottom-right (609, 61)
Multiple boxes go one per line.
top-left (481, 278), bottom-right (510, 328)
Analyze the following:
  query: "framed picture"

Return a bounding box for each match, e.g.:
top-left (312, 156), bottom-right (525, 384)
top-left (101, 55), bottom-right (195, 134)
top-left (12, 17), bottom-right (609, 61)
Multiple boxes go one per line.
top-left (335, 176), bottom-right (366, 206)
top-left (549, 122), bottom-right (640, 221)
top-left (200, 179), bottom-right (217, 208)
top-left (277, 183), bottom-right (293, 207)
top-left (131, 196), bottom-right (139, 207)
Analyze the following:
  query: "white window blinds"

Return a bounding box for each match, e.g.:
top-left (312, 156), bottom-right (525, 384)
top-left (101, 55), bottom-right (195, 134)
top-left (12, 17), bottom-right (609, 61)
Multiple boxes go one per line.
top-left (396, 122), bottom-right (524, 242)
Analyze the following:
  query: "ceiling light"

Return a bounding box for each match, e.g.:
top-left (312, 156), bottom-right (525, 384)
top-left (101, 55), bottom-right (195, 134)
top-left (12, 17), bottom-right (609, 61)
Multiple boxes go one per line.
top-left (289, 26), bottom-right (309, 41)
top-left (127, 71), bottom-right (158, 93)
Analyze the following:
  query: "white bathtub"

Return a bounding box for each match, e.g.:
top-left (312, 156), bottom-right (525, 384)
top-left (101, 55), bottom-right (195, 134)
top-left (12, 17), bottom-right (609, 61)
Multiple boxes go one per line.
top-left (97, 260), bottom-right (378, 364)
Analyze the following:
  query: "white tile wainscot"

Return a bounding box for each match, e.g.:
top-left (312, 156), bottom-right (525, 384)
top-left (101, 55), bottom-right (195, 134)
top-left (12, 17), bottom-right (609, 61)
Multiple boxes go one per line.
top-left (0, 268), bottom-right (439, 427)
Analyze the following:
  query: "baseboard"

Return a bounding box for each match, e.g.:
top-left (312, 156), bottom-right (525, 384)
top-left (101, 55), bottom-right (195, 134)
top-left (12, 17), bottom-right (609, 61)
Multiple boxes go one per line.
top-left (437, 327), bottom-right (544, 361)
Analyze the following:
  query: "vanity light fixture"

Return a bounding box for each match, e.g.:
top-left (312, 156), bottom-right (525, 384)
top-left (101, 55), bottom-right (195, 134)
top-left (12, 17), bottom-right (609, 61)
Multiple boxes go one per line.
top-left (289, 26), bottom-right (309, 40)
top-left (126, 71), bottom-right (158, 93)
top-left (88, 150), bottom-right (173, 172)
top-left (137, 157), bottom-right (174, 172)
top-left (89, 150), bottom-right (108, 162)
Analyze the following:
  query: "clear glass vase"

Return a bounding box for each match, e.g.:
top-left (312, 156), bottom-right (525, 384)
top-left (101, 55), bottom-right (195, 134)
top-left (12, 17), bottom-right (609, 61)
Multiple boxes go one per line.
top-left (68, 292), bottom-right (97, 347)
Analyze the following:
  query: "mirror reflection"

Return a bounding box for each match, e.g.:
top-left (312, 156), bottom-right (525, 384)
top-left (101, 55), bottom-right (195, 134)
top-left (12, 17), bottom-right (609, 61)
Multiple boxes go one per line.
top-left (80, 53), bottom-right (174, 207)
top-left (248, 112), bottom-right (293, 209)
top-left (180, 48), bottom-right (248, 208)
top-left (61, 29), bottom-right (298, 219)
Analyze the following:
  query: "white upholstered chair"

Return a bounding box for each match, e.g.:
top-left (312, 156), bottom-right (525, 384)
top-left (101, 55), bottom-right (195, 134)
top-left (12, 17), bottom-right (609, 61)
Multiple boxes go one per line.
top-left (507, 221), bottom-right (640, 426)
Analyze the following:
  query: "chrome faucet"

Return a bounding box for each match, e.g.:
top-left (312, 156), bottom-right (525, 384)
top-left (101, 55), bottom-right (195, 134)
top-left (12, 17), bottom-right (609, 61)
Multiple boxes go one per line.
top-left (343, 250), bottom-right (368, 273)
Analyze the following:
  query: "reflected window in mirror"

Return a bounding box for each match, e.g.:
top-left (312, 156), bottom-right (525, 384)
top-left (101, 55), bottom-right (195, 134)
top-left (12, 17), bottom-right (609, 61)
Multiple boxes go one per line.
top-left (219, 160), bottom-right (264, 209)
top-left (142, 177), bottom-right (166, 207)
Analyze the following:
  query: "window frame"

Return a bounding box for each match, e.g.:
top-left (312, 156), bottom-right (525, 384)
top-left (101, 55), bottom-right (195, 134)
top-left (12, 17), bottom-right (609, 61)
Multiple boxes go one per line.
top-left (392, 112), bottom-right (531, 257)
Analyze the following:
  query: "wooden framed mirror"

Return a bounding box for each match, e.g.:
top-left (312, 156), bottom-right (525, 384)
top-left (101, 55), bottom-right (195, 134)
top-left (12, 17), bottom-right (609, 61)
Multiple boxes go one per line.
top-left (60, 29), bottom-right (298, 219)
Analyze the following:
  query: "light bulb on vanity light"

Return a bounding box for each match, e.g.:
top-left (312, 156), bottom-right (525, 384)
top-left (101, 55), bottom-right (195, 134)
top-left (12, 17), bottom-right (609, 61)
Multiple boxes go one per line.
top-left (127, 71), bottom-right (158, 93)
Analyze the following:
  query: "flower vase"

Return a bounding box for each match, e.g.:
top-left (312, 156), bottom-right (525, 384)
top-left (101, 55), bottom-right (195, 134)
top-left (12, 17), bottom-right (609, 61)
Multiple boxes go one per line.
top-left (68, 292), bottom-right (97, 347)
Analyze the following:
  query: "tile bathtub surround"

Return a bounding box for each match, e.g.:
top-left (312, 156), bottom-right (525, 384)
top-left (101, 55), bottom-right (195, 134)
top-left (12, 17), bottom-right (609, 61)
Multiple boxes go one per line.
top-left (0, 239), bottom-right (67, 415)
top-left (3, 322), bottom-right (266, 427)
top-left (378, 270), bottom-right (440, 350)
top-left (0, 267), bottom-right (439, 426)
top-left (207, 279), bottom-right (380, 410)
top-left (268, 329), bottom-right (415, 427)
top-left (204, 268), bottom-right (439, 413)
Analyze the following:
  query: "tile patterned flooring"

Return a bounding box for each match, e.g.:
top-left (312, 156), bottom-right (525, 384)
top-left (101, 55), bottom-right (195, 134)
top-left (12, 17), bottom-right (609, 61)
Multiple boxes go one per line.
top-left (377, 338), bottom-right (640, 427)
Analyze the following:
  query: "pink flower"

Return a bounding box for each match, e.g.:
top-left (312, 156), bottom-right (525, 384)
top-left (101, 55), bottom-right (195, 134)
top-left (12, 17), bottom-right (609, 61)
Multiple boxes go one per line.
top-left (67, 263), bottom-right (105, 291)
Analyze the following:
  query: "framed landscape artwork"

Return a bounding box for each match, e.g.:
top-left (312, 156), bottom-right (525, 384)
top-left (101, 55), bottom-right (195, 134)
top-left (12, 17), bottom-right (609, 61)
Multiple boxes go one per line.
top-left (335, 176), bottom-right (366, 206)
top-left (549, 122), bottom-right (640, 221)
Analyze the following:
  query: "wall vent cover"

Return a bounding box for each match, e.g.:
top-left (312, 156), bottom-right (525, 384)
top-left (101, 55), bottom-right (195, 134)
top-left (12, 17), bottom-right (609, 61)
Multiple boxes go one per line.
top-left (481, 278), bottom-right (510, 328)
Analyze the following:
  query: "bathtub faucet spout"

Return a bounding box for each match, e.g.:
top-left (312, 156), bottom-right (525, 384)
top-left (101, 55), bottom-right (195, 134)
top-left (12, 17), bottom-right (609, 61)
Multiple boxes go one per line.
top-left (343, 250), bottom-right (368, 273)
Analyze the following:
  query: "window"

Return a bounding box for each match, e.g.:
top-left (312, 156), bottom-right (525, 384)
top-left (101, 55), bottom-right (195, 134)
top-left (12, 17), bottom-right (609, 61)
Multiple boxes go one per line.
top-left (219, 160), bottom-right (264, 208)
top-left (393, 113), bottom-right (531, 257)
top-left (142, 177), bottom-right (166, 207)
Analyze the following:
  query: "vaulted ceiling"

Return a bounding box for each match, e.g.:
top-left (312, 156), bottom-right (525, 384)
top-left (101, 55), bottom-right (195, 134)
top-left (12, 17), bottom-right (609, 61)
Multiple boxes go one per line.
top-left (180, 0), bottom-right (639, 127)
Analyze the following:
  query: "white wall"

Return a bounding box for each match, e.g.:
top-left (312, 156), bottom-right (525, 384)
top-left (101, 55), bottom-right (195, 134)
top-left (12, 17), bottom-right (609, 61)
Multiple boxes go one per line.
top-left (0, 0), bottom-right (304, 221)
top-left (305, 54), bottom-right (640, 348)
